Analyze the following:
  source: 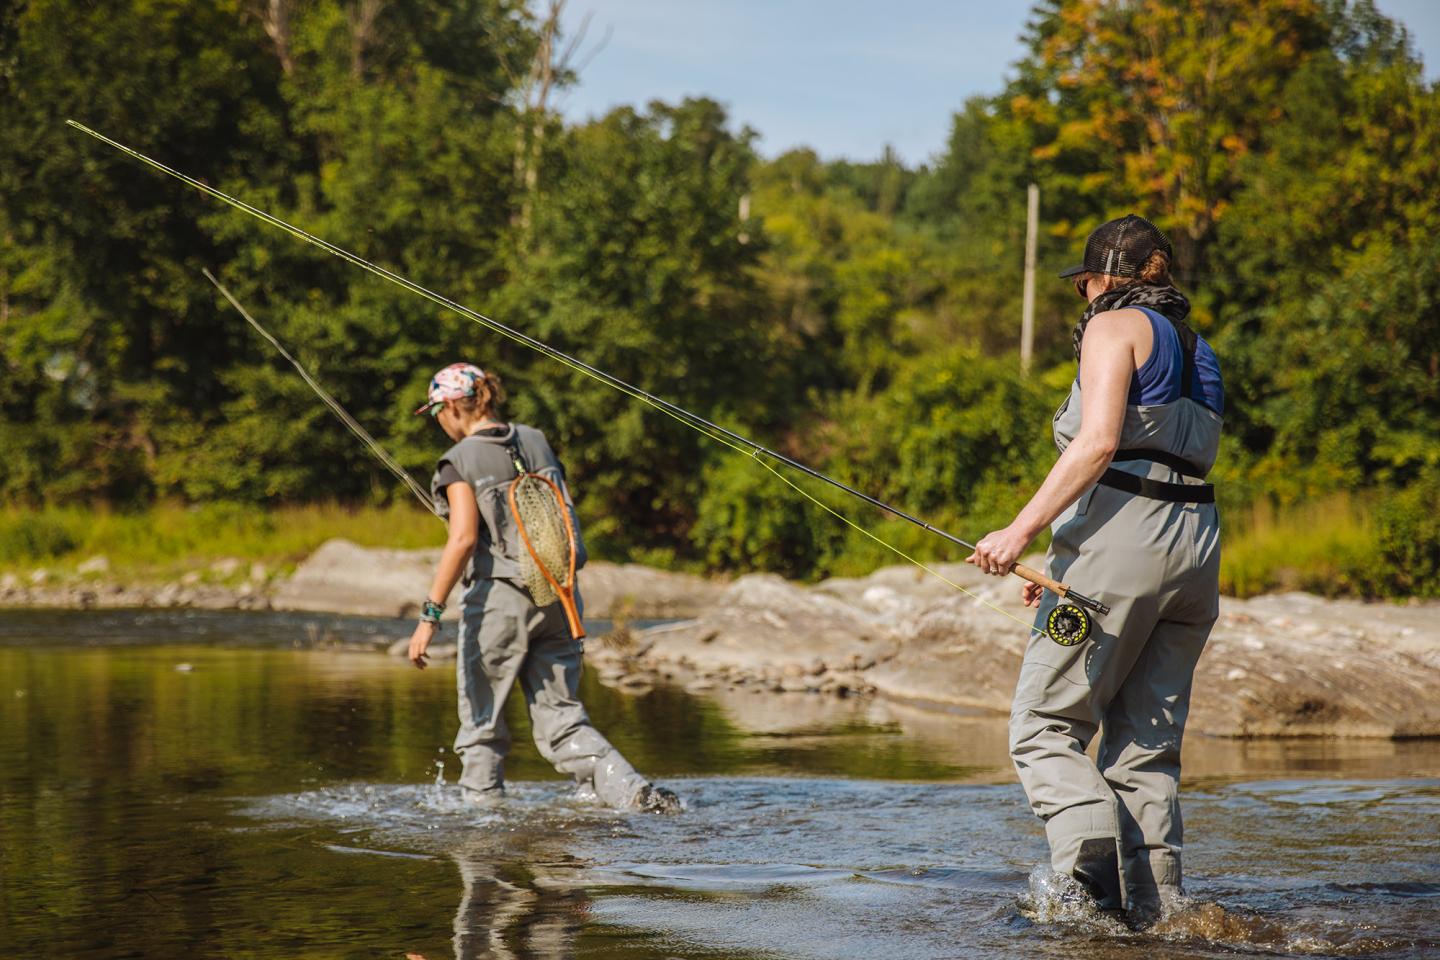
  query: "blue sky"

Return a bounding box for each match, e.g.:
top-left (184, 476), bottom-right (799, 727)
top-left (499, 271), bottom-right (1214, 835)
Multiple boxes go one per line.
top-left (557, 1), bottom-right (1440, 166)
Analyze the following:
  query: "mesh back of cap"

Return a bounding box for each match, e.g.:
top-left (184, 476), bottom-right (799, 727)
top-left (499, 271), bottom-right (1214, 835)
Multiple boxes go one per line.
top-left (1083, 215), bottom-right (1173, 278)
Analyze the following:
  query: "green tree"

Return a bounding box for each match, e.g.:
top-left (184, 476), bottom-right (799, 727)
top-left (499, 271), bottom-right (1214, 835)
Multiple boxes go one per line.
top-left (692, 345), bottom-right (1057, 578)
top-left (1209, 2), bottom-right (1440, 498)
top-left (0, 0), bottom-right (291, 503)
top-left (494, 98), bottom-right (772, 559)
top-left (0, 0), bottom-right (539, 505)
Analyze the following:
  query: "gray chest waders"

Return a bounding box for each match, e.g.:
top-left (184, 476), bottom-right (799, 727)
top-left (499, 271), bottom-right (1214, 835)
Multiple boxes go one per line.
top-left (435, 427), bottom-right (648, 808)
top-left (1008, 314), bottom-right (1223, 914)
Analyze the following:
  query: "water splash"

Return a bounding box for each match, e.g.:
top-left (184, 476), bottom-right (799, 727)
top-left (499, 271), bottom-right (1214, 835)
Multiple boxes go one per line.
top-left (1149, 900), bottom-right (1405, 955)
top-left (1016, 865), bottom-right (1129, 933)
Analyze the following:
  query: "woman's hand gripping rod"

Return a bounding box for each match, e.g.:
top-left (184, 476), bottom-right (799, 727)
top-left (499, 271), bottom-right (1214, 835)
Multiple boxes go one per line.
top-left (912, 520), bottom-right (1110, 617)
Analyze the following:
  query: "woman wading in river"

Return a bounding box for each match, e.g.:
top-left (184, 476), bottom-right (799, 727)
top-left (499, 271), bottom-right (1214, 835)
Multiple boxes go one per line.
top-left (405, 362), bottom-right (679, 813)
top-left (967, 216), bottom-right (1224, 922)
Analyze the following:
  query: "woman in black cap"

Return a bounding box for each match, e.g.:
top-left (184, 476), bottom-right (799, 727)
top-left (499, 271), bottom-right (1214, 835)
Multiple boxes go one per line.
top-left (967, 215), bottom-right (1224, 922)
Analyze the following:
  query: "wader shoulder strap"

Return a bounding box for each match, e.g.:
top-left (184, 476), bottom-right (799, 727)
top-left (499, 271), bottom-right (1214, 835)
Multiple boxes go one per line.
top-left (1173, 318), bottom-right (1199, 402)
top-left (1110, 314), bottom-right (1209, 487)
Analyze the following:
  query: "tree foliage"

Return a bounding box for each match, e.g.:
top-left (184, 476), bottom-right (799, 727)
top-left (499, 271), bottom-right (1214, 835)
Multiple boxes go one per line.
top-left (2, 0), bottom-right (1436, 595)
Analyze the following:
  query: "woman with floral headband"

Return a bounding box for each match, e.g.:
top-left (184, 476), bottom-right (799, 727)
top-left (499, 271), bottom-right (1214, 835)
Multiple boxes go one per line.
top-left (406, 362), bottom-right (679, 813)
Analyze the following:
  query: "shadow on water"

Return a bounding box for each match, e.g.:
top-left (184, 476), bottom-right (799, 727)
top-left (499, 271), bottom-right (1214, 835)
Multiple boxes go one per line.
top-left (1, 609), bottom-right (1438, 958)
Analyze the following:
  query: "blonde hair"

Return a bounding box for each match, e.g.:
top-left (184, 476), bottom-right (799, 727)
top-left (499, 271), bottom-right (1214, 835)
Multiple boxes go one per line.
top-left (452, 371), bottom-right (506, 418)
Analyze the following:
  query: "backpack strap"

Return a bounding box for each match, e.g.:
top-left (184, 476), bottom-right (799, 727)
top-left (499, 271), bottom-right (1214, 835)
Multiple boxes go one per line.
top-left (504, 435), bottom-right (529, 476)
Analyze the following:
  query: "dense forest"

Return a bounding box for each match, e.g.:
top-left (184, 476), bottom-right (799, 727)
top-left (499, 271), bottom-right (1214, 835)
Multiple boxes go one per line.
top-left (2, 0), bottom-right (1437, 595)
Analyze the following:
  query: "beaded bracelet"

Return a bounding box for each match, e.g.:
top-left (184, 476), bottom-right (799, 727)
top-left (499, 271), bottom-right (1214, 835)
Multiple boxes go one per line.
top-left (420, 599), bottom-right (445, 624)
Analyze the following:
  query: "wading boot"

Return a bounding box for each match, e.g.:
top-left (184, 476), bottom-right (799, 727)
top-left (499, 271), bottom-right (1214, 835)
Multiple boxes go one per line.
top-left (1072, 837), bottom-right (1126, 915)
top-left (461, 785), bottom-right (506, 807)
top-left (634, 783), bottom-right (682, 814)
top-left (1126, 883), bottom-right (1188, 930)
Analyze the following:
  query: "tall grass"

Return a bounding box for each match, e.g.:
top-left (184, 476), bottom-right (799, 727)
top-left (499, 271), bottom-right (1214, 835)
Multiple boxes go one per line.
top-left (0, 502), bottom-right (440, 582)
top-left (1220, 494), bottom-right (1378, 598)
top-left (0, 493), bottom-right (1405, 599)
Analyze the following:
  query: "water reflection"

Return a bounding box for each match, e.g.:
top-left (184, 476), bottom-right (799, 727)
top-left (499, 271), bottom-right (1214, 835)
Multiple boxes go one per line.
top-left (448, 854), bottom-right (584, 960)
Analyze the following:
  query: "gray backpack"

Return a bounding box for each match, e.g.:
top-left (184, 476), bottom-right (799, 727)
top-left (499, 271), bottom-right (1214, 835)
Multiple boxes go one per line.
top-left (429, 423), bottom-right (587, 588)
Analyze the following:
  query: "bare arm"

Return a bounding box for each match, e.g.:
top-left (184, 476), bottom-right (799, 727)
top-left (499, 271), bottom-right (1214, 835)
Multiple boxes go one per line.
top-left (407, 480), bottom-right (479, 669)
top-left (967, 309), bottom-right (1149, 602)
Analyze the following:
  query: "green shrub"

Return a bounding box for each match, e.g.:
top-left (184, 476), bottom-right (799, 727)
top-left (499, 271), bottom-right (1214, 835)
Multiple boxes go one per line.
top-left (690, 346), bottom-right (1056, 580)
top-left (0, 512), bottom-right (82, 563)
top-left (1374, 468), bottom-right (1440, 598)
top-left (691, 455), bottom-right (851, 579)
top-left (1219, 496), bottom-right (1379, 598)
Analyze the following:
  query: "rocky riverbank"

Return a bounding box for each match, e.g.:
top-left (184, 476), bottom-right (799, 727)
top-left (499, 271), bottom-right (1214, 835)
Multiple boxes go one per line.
top-left (0, 556), bottom-right (278, 612)
top-left (5, 538), bottom-right (1437, 738)
top-left (586, 562), bottom-right (1440, 738)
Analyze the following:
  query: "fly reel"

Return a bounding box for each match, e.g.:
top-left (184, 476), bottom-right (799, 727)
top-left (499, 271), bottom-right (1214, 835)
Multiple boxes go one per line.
top-left (1046, 602), bottom-right (1092, 646)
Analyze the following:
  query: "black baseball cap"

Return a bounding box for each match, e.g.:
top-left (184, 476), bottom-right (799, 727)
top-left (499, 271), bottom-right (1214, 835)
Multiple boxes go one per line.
top-left (1058, 214), bottom-right (1173, 279)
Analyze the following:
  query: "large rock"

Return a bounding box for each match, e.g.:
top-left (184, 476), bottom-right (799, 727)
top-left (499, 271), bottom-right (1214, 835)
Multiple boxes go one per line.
top-left (631, 572), bottom-right (903, 681)
top-left (273, 539), bottom-right (456, 618)
top-left (866, 602), bottom-right (1027, 714)
top-left (1190, 593), bottom-right (1440, 738)
top-left (573, 562), bottom-right (726, 619)
top-left (274, 538), bottom-right (726, 619)
top-left (621, 555), bottom-right (1440, 738)
top-left (858, 568), bottom-right (1440, 738)
top-left (814, 561), bottom-right (996, 613)
top-left (861, 562), bottom-right (1034, 713)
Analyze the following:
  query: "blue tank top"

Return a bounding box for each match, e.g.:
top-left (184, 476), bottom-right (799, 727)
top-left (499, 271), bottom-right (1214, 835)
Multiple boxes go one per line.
top-left (1129, 307), bottom-right (1224, 415)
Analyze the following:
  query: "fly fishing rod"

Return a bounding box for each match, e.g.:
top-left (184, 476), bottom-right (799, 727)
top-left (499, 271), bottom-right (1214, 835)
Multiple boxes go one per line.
top-left (67, 120), bottom-right (1110, 629)
top-left (201, 268), bottom-right (441, 519)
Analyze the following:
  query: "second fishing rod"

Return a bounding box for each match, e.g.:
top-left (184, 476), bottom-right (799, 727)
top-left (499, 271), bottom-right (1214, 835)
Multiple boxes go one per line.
top-left (66, 119), bottom-right (1110, 623)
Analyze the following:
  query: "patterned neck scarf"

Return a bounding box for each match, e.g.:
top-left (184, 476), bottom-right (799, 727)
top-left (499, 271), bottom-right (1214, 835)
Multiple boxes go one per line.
top-left (1073, 284), bottom-right (1192, 361)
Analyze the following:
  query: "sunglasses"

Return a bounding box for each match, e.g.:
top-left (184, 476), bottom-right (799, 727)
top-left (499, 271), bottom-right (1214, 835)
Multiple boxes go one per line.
top-left (1072, 274), bottom-right (1090, 299)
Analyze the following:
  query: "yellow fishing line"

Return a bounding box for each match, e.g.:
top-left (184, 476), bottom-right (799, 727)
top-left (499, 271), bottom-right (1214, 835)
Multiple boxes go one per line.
top-left (67, 120), bottom-right (1044, 637)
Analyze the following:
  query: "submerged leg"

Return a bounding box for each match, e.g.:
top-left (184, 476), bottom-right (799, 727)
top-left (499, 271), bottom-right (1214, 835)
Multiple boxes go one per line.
top-left (1009, 590), bottom-right (1159, 911)
top-left (519, 601), bottom-right (656, 810)
top-left (454, 581), bottom-right (526, 796)
top-left (1098, 614), bottom-right (1213, 917)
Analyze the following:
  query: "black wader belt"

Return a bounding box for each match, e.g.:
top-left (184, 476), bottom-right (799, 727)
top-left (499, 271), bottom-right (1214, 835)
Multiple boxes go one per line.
top-left (1098, 468), bottom-right (1215, 503)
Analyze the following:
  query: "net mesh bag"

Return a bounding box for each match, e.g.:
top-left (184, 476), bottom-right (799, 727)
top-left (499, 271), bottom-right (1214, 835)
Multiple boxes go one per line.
top-left (509, 473), bottom-right (572, 607)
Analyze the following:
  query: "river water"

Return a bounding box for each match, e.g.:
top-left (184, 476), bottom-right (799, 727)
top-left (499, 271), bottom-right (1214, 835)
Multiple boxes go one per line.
top-left (2, 609), bottom-right (1437, 959)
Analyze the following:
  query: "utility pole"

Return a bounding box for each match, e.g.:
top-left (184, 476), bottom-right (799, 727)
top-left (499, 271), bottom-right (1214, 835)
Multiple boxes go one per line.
top-left (1021, 182), bottom-right (1039, 374)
